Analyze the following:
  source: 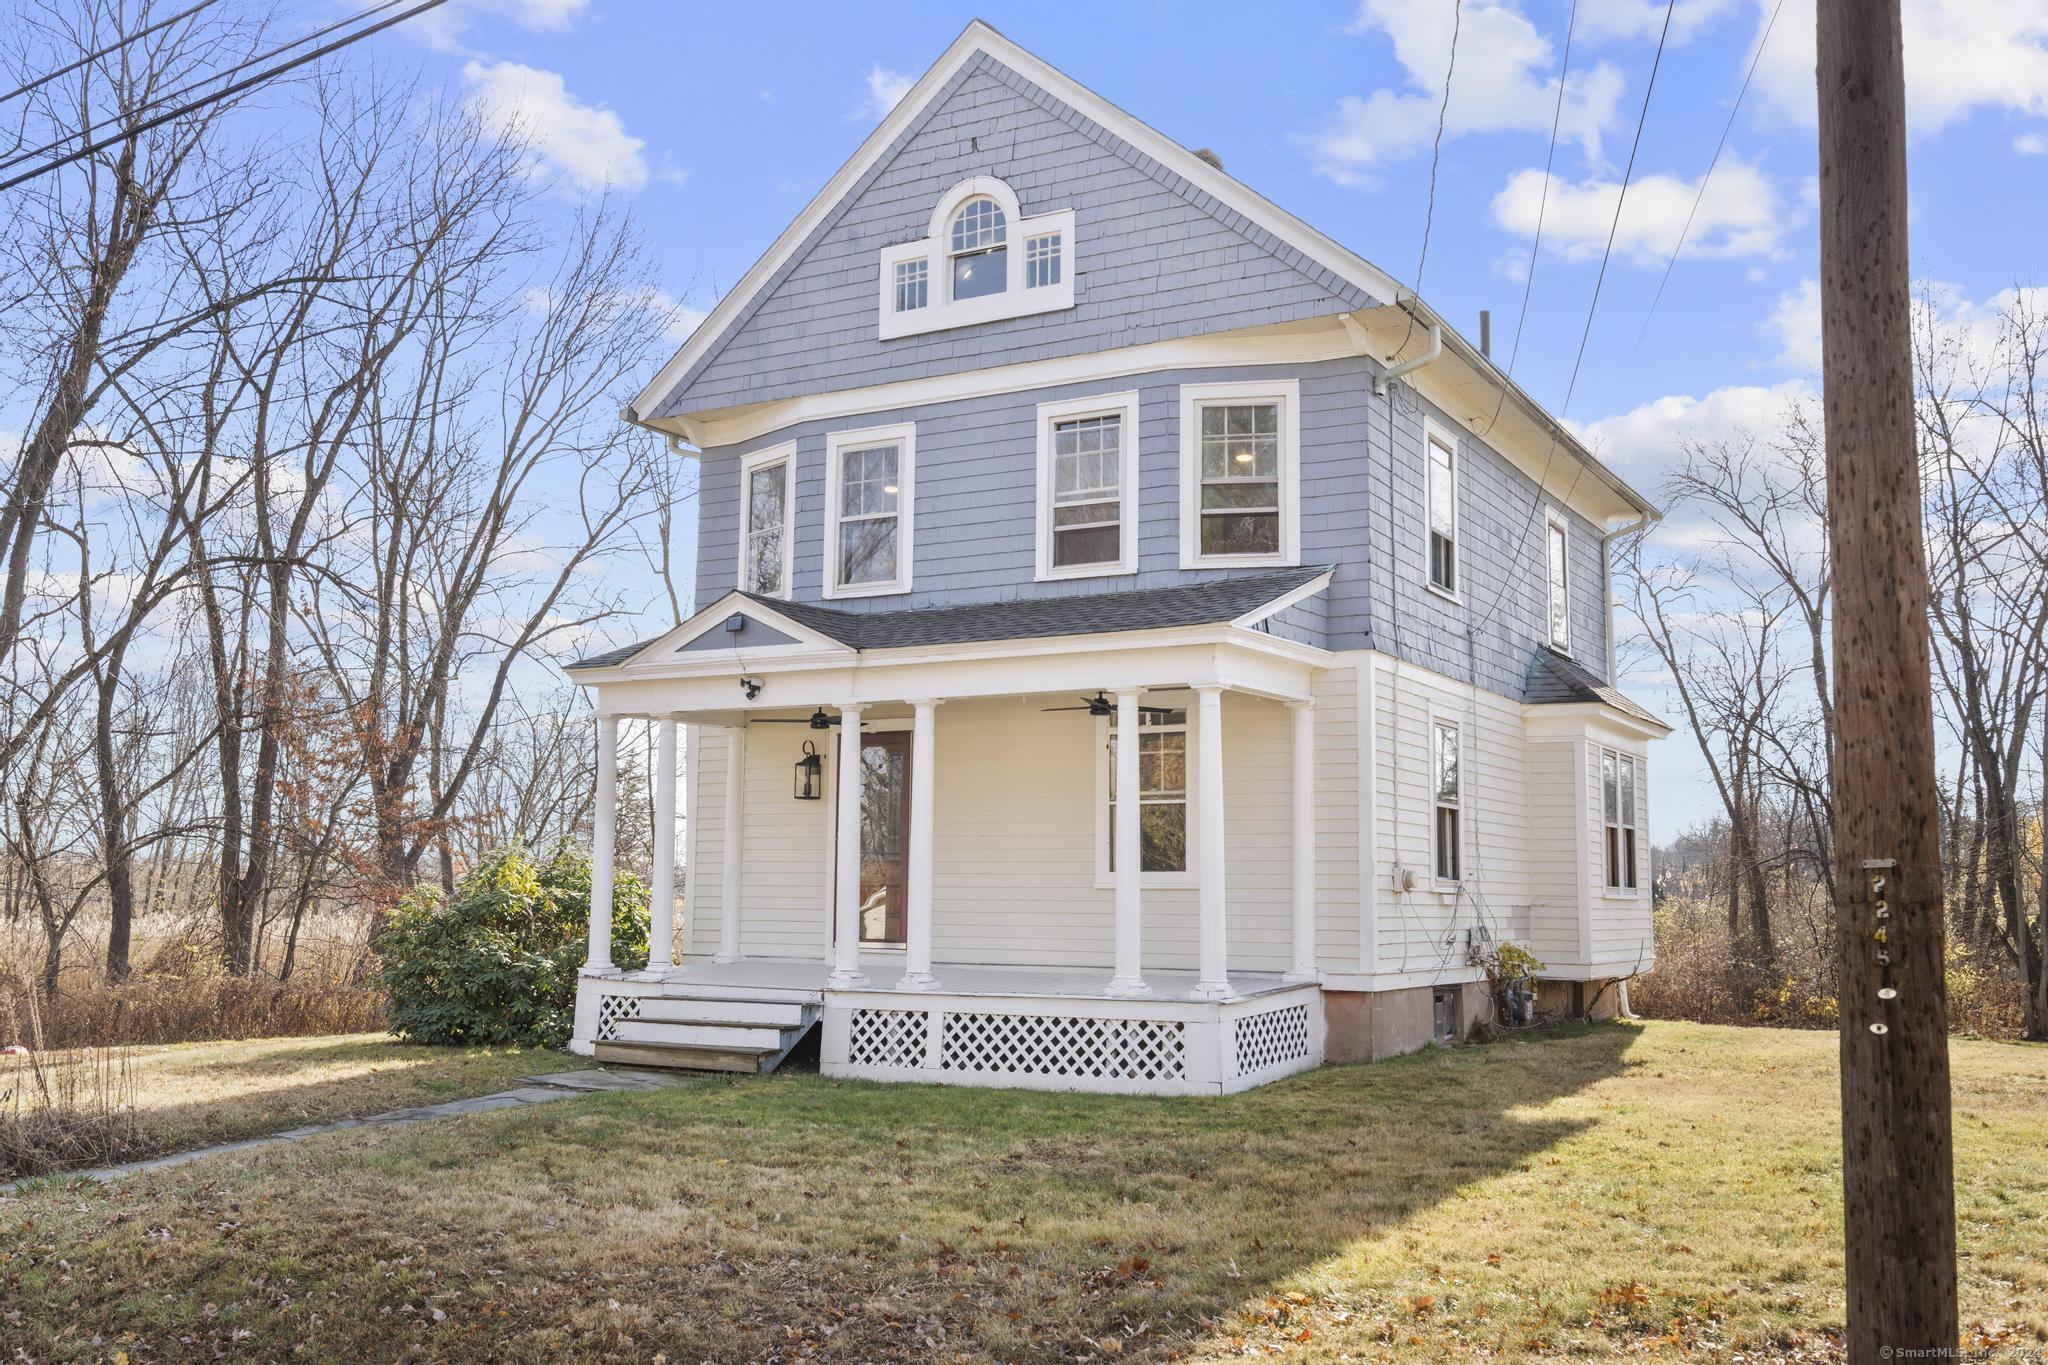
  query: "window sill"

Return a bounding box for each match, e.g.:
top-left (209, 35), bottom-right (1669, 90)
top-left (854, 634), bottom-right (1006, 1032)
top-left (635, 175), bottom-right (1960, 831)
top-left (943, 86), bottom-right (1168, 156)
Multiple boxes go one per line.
top-left (821, 580), bottom-right (911, 601)
top-left (1181, 553), bottom-right (1299, 571)
top-left (1424, 581), bottom-right (1463, 606)
top-left (1599, 889), bottom-right (1645, 902)
top-left (1036, 561), bottom-right (1137, 584)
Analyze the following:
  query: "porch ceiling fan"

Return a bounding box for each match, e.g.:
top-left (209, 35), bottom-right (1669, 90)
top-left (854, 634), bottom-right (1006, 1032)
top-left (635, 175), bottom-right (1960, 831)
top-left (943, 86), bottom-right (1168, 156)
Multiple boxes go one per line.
top-left (750, 707), bottom-right (842, 729)
top-left (1042, 690), bottom-right (1179, 719)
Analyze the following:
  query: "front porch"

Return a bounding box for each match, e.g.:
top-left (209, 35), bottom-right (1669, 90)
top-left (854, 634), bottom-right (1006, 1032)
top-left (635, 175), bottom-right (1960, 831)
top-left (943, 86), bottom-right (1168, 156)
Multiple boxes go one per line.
top-left (576, 956), bottom-right (1323, 1095)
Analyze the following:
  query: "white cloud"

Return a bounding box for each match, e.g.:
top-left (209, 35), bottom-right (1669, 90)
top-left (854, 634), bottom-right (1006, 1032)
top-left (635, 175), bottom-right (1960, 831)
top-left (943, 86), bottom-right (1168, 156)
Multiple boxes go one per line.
top-left (1297, 0), bottom-right (1626, 186)
top-left (1576, 0), bottom-right (1745, 45)
top-left (1766, 278), bottom-right (1822, 371)
top-left (2016, 131), bottom-right (2048, 154)
top-left (463, 61), bottom-right (647, 192)
top-left (1572, 379), bottom-right (1816, 488)
top-left (1752, 0), bottom-right (2048, 133)
top-left (410, 0), bottom-right (590, 54)
top-left (1490, 159), bottom-right (1790, 265)
top-left (859, 65), bottom-right (914, 120)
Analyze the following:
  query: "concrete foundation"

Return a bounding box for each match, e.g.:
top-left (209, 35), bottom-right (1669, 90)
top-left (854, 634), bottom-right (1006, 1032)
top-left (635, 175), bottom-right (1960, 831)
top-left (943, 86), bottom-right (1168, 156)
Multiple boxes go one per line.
top-left (1532, 978), bottom-right (1621, 1022)
top-left (1322, 981), bottom-right (1490, 1062)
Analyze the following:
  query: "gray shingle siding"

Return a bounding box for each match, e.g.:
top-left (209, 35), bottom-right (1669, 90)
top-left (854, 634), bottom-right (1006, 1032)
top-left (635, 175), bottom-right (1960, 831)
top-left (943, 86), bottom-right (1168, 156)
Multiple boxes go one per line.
top-left (691, 357), bottom-right (1610, 700)
top-left (653, 52), bottom-right (1369, 418)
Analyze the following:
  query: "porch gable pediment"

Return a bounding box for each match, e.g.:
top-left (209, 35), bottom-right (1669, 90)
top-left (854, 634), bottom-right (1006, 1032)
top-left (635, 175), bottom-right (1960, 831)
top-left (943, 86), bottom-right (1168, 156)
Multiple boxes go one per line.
top-left (587, 594), bottom-right (858, 673)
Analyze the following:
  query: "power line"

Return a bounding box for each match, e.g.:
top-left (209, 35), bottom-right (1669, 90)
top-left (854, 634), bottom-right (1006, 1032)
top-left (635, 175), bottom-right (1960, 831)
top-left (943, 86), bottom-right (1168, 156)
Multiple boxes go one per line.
top-left (0, 0), bottom-right (440, 192)
top-left (1631, 0), bottom-right (1787, 357)
top-left (1412, 0), bottom-right (1463, 295)
top-left (0, 0), bottom-right (224, 108)
top-left (1560, 0), bottom-right (1677, 416)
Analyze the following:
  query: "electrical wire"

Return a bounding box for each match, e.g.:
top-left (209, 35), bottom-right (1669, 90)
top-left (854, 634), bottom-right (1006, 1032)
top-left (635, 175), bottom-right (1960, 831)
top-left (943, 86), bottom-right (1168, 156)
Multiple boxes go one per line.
top-left (0, 0), bottom-right (443, 192)
top-left (1630, 0), bottom-right (1787, 357)
top-left (1560, 0), bottom-right (1677, 416)
top-left (0, 0), bottom-right (223, 108)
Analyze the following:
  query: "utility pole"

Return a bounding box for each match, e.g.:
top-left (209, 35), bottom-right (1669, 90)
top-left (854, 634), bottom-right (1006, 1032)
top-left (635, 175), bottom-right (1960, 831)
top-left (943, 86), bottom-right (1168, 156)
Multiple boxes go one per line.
top-left (1815, 0), bottom-right (1959, 1356)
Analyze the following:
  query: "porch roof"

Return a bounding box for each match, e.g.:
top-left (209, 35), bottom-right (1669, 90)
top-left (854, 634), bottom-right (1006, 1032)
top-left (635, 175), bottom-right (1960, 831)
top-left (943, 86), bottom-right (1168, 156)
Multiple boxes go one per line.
top-left (570, 565), bottom-right (1332, 669)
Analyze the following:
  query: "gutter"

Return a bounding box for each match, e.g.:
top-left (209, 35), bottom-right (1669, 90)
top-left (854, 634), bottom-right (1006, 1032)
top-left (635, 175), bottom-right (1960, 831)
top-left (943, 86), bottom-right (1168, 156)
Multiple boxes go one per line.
top-left (1371, 302), bottom-right (1442, 396)
top-left (1600, 510), bottom-right (1661, 685)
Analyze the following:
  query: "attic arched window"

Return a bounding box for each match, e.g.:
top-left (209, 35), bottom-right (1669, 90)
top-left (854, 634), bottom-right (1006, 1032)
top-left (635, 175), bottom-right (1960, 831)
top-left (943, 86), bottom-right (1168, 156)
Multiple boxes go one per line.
top-left (948, 197), bottom-right (1007, 300)
top-left (876, 177), bottom-right (1074, 340)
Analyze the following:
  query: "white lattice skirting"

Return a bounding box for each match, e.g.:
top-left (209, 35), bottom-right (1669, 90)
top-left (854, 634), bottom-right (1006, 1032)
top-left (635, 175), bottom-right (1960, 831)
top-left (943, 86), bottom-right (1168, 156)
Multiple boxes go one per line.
top-left (824, 986), bottom-right (1322, 1095)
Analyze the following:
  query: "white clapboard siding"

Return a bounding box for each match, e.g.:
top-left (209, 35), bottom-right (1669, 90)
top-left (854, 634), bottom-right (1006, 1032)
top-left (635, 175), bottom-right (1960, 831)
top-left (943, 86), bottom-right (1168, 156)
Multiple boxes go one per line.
top-left (1525, 738), bottom-right (1584, 969)
top-left (1312, 666), bottom-right (1362, 972)
top-left (686, 723), bottom-right (832, 960)
top-left (1370, 658), bottom-right (1534, 973)
top-left (1584, 738), bottom-right (1656, 974)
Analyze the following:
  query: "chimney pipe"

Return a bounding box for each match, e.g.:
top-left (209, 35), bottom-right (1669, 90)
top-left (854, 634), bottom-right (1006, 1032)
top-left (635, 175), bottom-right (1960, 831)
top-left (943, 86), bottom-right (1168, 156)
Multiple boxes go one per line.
top-left (1479, 309), bottom-right (1492, 358)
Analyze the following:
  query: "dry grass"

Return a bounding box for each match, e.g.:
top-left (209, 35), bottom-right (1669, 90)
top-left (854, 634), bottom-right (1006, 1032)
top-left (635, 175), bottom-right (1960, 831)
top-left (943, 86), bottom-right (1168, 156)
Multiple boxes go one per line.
top-left (1635, 895), bottom-right (2033, 1040)
top-left (2, 1021), bottom-right (2043, 1361)
top-left (2, 1034), bottom-right (547, 1180)
top-left (2, 909), bottom-right (385, 1050)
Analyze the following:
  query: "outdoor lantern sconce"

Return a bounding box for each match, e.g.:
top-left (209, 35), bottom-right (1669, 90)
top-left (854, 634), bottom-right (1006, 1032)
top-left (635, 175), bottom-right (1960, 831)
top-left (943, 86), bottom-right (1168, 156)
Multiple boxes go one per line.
top-left (794, 740), bottom-right (823, 800)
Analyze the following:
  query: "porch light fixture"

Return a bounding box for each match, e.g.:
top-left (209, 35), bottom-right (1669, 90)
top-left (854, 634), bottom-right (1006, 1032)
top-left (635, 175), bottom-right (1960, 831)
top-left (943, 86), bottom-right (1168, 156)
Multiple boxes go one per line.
top-left (794, 740), bottom-right (823, 800)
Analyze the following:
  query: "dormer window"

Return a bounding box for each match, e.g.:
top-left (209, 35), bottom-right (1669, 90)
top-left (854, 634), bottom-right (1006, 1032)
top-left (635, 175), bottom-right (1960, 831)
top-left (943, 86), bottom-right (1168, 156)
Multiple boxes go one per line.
top-left (876, 177), bottom-right (1075, 340)
top-left (948, 198), bottom-right (1007, 300)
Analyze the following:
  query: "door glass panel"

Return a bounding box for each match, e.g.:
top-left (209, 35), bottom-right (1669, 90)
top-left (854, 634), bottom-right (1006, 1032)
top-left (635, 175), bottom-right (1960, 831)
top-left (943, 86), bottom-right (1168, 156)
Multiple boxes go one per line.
top-left (857, 734), bottom-right (908, 944)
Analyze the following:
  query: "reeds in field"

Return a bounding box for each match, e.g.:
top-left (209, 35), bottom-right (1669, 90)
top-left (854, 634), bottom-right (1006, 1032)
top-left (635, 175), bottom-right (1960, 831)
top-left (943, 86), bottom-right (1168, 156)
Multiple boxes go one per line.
top-left (0, 995), bottom-right (143, 1179)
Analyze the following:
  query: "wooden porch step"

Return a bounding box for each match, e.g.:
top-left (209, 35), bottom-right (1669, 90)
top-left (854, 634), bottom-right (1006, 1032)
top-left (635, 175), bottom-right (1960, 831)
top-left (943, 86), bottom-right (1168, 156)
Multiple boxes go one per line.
top-left (611, 1020), bottom-right (788, 1051)
top-left (632, 997), bottom-right (810, 1028)
top-left (593, 1040), bottom-right (773, 1073)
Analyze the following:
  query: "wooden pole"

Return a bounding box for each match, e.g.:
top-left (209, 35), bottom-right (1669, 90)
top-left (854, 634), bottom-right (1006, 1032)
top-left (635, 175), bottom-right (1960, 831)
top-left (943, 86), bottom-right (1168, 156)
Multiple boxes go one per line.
top-left (1815, 0), bottom-right (1959, 1355)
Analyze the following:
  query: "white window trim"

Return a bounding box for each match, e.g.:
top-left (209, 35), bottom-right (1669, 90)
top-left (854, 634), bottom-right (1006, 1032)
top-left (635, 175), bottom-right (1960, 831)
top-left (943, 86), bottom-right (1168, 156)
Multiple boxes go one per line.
top-left (1034, 391), bottom-right (1140, 582)
top-left (822, 422), bottom-right (915, 600)
top-left (736, 441), bottom-right (796, 600)
top-left (1429, 708), bottom-right (1466, 891)
top-left (1091, 703), bottom-right (1199, 890)
top-left (1600, 747), bottom-right (1642, 896)
top-left (875, 177), bottom-right (1076, 341)
top-left (1424, 417), bottom-right (1462, 604)
top-left (1545, 505), bottom-right (1572, 656)
top-left (1177, 378), bottom-right (1302, 569)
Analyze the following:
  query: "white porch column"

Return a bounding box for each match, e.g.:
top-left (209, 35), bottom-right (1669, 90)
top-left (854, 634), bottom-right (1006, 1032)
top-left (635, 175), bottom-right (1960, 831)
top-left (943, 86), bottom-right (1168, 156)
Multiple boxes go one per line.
top-left (645, 715), bottom-right (679, 973)
top-left (1285, 698), bottom-right (1318, 982)
top-left (583, 713), bottom-right (620, 974)
top-left (1106, 689), bottom-right (1148, 996)
top-left (1193, 685), bottom-right (1231, 999)
top-left (898, 699), bottom-right (940, 990)
top-left (714, 723), bottom-right (746, 963)
top-left (828, 702), bottom-right (868, 986)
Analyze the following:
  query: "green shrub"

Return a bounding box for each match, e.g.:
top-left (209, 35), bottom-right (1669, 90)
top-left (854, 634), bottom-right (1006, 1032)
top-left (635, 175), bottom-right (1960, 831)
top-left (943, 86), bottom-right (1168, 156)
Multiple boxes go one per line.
top-left (378, 843), bottom-right (650, 1048)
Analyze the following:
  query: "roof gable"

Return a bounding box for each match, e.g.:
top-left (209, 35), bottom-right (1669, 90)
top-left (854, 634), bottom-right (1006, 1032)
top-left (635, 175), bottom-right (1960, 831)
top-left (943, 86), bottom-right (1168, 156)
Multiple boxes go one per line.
top-left (568, 595), bottom-right (855, 671)
top-left (634, 21), bottom-right (1400, 425)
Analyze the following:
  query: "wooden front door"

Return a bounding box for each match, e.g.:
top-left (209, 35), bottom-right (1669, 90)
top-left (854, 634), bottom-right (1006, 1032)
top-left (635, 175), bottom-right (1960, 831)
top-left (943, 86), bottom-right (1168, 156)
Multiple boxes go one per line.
top-left (855, 730), bottom-right (910, 945)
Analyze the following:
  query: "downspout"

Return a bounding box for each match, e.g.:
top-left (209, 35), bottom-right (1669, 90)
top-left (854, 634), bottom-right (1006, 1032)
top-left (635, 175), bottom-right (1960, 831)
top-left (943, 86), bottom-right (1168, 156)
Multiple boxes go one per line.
top-left (1371, 314), bottom-right (1443, 397)
top-left (1599, 510), bottom-right (1660, 685)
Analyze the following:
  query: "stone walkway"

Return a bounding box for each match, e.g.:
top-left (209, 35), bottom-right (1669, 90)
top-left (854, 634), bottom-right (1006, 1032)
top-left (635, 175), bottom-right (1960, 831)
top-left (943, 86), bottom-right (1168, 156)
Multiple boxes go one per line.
top-left (2, 1068), bottom-right (686, 1193)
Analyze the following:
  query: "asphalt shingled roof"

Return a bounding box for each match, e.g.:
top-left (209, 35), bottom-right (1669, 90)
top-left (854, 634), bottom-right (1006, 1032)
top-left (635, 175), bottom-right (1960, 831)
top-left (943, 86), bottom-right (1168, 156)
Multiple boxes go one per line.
top-left (567, 565), bottom-right (1333, 669)
top-left (1524, 649), bottom-right (1668, 728)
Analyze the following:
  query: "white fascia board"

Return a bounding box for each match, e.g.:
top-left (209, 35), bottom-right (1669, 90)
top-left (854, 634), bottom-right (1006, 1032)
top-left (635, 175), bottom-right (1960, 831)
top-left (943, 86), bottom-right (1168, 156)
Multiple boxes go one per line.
top-left (669, 317), bottom-right (1363, 451)
top-left (1521, 703), bottom-right (1672, 743)
top-left (1228, 568), bottom-right (1334, 628)
top-left (630, 18), bottom-right (1401, 427)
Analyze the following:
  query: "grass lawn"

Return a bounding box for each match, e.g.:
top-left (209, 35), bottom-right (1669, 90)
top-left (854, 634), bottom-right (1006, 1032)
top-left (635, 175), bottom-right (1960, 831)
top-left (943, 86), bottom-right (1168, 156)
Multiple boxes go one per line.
top-left (3, 1021), bottom-right (2043, 1361)
top-left (4, 1033), bottom-right (548, 1174)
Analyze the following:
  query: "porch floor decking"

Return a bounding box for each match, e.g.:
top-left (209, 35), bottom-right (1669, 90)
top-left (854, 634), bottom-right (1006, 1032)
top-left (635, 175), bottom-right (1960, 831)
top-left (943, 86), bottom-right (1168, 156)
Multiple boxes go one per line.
top-left (628, 955), bottom-right (1300, 1004)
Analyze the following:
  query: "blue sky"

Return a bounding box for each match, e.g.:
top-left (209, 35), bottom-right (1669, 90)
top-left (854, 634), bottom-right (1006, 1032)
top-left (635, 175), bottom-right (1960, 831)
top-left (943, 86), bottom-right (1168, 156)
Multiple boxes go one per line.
top-left (388, 0), bottom-right (2048, 838)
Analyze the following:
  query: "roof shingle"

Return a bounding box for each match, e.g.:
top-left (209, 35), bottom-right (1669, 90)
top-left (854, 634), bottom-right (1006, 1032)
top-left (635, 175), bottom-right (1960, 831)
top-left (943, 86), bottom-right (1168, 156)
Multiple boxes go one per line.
top-left (1524, 649), bottom-right (1668, 729)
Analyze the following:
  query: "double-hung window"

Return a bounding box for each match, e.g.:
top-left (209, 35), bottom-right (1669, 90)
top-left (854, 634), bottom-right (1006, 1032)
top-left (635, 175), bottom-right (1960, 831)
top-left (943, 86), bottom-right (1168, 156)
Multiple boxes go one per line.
top-left (1546, 511), bottom-right (1571, 653)
top-left (1427, 423), bottom-right (1459, 595)
top-left (738, 443), bottom-right (794, 598)
top-left (1432, 719), bottom-right (1463, 883)
top-left (1178, 380), bottom-right (1300, 568)
top-left (1036, 392), bottom-right (1138, 579)
top-left (823, 424), bottom-right (914, 598)
top-left (1104, 707), bottom-right (1189, 877)
top-left (1603, 750), bottom-right (1639, 891)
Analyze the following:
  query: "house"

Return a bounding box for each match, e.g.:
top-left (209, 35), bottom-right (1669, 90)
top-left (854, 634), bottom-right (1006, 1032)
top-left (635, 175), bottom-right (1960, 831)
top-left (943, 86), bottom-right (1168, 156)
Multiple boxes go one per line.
top-left (563, 20), bottom-right (1670, 1094)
